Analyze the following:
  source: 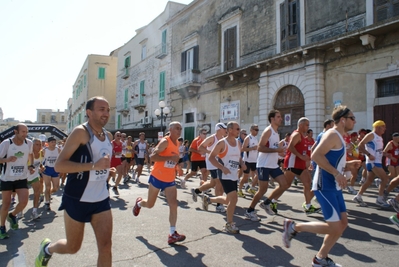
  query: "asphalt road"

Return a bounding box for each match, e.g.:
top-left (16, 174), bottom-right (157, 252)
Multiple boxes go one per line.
top-left (0, 173), bottom-right (398, 267)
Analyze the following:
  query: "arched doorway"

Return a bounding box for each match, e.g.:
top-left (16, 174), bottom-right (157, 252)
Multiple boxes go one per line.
top-left (274, 85), bottom-right (304, 138)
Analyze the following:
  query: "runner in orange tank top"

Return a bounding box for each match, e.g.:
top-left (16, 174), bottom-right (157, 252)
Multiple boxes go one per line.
top-left (132, 122), bottom-right (186, 245)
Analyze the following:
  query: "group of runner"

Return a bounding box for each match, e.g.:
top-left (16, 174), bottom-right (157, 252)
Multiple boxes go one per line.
top-left (1, 96), bottom-right (399, 267)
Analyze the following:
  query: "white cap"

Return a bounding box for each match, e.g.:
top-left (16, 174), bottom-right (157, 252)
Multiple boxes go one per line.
top-left (215, 122), bottom-right (227, 132)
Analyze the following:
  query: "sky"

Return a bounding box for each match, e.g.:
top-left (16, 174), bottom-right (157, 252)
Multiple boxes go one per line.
top-left (0, 0), bottom-right (193, 122)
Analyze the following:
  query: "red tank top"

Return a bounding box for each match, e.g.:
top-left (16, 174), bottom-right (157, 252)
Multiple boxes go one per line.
top-left (284, 130), bottom-right (310, 170)
top-left (386, 140), bottom-right (399, 162)
top-left (111, 140), bottom-right (123, 159)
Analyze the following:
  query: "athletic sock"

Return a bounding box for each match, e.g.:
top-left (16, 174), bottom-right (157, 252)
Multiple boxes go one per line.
top-left (170, 226), bottom-right (176, 235)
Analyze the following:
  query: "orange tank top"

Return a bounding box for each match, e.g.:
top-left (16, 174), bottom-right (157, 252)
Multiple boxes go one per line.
top-left (151, 136), bottom-right (179, 182)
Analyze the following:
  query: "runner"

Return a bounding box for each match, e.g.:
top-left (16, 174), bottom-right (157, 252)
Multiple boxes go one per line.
top-left (346, 132), bottom-right (361, 194)
top-left (383, 132), bottom-right (399, 180)
top-left (245, 110), bottom-right (287, 221)
top-left (42, 136), bottom-right (61, 211)
top-left (35, 96), bottom-right (113, 267)
top-left (133, 132), bottom-right (149, 184)
top-left (181, 129), bottom-right (208, 189)
top-left (28, 138), bottom-right (44, 220)
top-left (0, 123), bottom-right (34, 239)
top-left (122, 136), bottom-right (134, 184)
top-left (282, 105), bottom-right (359, 267)
top-left (353, 120), bottom-right (390, 207)
top-left (191, 122), bottom-right (227, 212)
top-left (132, 122), bottom-right (186, 245)
top-left (110, 131), bottom-right (123, 195)
top-left (238, 124), bottom-right (259, 198)
top-left (203, 121), bottom-right (245, 234)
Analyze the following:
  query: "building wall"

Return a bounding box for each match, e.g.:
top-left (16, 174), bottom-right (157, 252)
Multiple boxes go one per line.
top-left (36, 109), bottom-right (68, 131)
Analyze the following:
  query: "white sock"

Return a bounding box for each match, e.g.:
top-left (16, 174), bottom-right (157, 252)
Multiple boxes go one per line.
top-left (137, 201), bottom-right (142, 208)
top-left (44, 243), bottom-right (52, 255)
top-left (305, 203), bottom-right (311, 209)
top-left (271, 199), bottom-right (277, 203)
top-left (170, 226), bottom-right (176, 235)
top-left (33, 208), bottom-right (37, 213)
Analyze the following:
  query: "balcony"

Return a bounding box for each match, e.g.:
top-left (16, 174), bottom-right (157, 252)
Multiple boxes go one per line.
top-left (155, 43), bottom-right (168, 59)
top-left (121, 68), bottom-right (129, 79)
top-left (117, 104), bottom-right (130, 117)
top-left (131, 96), bottom-right (147, 113)
top-left (170, 69), bottom-right (201, 98)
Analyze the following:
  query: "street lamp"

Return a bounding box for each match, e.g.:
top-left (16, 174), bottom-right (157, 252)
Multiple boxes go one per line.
top-left (154, 101), bottom-right (170, 134)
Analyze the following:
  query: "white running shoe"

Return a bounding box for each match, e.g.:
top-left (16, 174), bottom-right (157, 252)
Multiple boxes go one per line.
top-left (245, 210), bottom-right (260, 221)
top-left (180, 180), bottom-right (186, 189)
top-left (216, 205), bottom-right (226, 213)
top-left (260, 202), bottom-right (275, 216)
top-left (352, 195), bottom-right (367, 207)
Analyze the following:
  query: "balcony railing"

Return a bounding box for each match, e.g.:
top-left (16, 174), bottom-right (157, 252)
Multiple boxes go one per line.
top-left (170, 69), bottom-right (200, 89)
top-left (131, 96), bottom-right (147, 112)
top-left (155, 43), bottom-right (168, 59)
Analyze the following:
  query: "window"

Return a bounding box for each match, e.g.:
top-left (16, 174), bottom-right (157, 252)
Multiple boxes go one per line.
top-left (185, 112), bottom-right (194, 123)
top-left (377, 76), bottom-right (399, 97)
top-left (78, 113), bottom-right (81, 124)
top-left (224, 27), bottom-right (237, 71)
top-left (139, 80), bottom-right (145, 105)
top-left (83, 75), bottom-right (86, 87)
top-left (117, 114), bottom-right (121, 129)
top-left (159, 71), bottom-right (165, 100)
top-left (124, 88), bottom-right (129, 109)
top-left (181, 46), bottom-right (199, 72)
top-left (161, 29), bottom-right (167, 54)
top-left (41, 115), bottom-right (45, 123)
top-left (98, 67), bottom-right (105, 79)
top-left (141, 45), bottom-right (146, 60)
top-left (61, 115), bottom-right (65, 122)
top-left (374, 0), bottom-right (399, 22)
top-left (280, 0), bottom-right (300, 52)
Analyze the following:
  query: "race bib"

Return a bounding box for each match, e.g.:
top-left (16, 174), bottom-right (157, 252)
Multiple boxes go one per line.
top-left (395, 149), bottom-right (399, 156)
top-left (89, 169), bottom-right (108, 181)
top-left (164, 160), bottom-right (176, 168)
top-left (227, 160), bottom-right (239, 172)
top-left (11, 166), bottom-right (24, 176)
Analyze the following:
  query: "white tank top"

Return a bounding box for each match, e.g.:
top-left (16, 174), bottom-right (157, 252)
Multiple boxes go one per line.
top-left (243, 134), bottom-right (258, 163)
top-left (137, 142), bottom-right (147, 158)
top-left (365, 133), bottom-right (384, 165)
top-left (0, 138), bottom-right (33, 182)
top-left (43, 147), bottom-right (59, 168)
top-left (257, 126), bottom-right (280, 169)
top-left (205, 135), bottom-right (219, 170)
top-left (219, 139), bottom-right (241, 181)
top-left (28, 154), bottom-right (42, 181)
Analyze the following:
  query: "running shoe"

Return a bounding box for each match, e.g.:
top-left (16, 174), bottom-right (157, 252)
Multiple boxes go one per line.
top-left (0, 226), bottom-right (9, 239)
top-left (312, 256), bottom-right (342, 267)
top-left (388, 198), bottom-right (399, 213)
top-left (202, 195), bottom-right (209, 211)
top-left (159, 190), bottom-right (165, 197)
top-left (293, 178), bottom-right (299, 186)
top-left (347, 187), bottom-right (357, 195)
top-left (359, 177), bottom-right (365, 185)
top-left (16, 212), bottom-right (23, 219)
top-left (282, 219), bottom-right (296, 248)
top-left (123, 176), bottom-right (129, 184)
top-left (132, 197), bottom-right (142, 217)
top-left (237, 190), bottom-right (246, 198)
top-left (180, 180), bottom-right (186, 189)
top-left (270, 202), bottom-right (278, 214)
top-left (352, 195), bottom-right (367, 207)
top-left (191, 188), bottom-right (198, 202)
top-left (215, 205), bottom-right (226, 213)
top-left (374, 178), bottom-right (381, 188)
top-left (11, 197), bottom-right (16, 204)
top-left (44, 203), bottom-right (51, 211)
top-left (269, 180), bottom-right (275, 188)
top-left (31, 210), bottom-right (41, 220)
top-left (35, 238), bottom-right (52, 267)
top-left (136, 177), bottom-right (141, 184)
top-left (224, 222), bottom-right (239, 234)
top-left (112, 186), bottom-right (119, 195)
top-left (39, 194), bottom-right (44, 204)
top-left (389, 214), bottom-right (399, 228)
top-left (246, 188), bottom-right (257, 195)
top-left (302, 203), bottom-right (321, 214)
top-left (260, 202), bottom-right (275, 216)
top-left (7, 213), bottom-right (18, 230)
top-left (168, 231), bottom-right (186, 244)
top-left (245, 210), bottom-right (261, 221)
top-left (375, 198), bottom-right (390, 208)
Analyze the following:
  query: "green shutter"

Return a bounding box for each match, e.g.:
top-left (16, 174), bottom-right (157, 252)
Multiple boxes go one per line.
top-left (162, 30), bottom-right (167, 54)
top-left (98, 67), bottom-right (105, 79)
top-left (125, 56), bottom-right (131, 68)
top-left (140, 81), bottom-right (145, 105)
top-left (84, 75), bottom-right (86, 87)
top-left (124, 89), bottom-right (128, 109)
top-left (159, 71), bottom-right (165, 100)
top-left (78, 113), bottom-right (81, 124)
top-left (118, 114), bottom-right (121, 128)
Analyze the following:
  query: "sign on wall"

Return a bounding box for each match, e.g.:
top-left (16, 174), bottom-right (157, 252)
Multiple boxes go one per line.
top-left (220, 100), bottom-right (239, 121)
top-left (284, 114), bottom-right (291, 126)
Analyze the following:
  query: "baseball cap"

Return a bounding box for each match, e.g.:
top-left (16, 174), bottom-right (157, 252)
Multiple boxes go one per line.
top-left (392, 132), bottom-right (399, 137)
top-left (215, 122), bottom-right (227, 131)
top-left (38, 134), bottom-right (47, 142)
top-left (350, 132), bottom-right (358, 137)
top-left (47, 136), bottom-right (56, 142)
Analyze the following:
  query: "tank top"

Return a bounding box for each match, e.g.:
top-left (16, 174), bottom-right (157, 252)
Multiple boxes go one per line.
top-left (28, 153), bottom-right (43, 181)
top-left (365, 133), bottom-right (384, 165)
top-left (137, 142), bottom-right (147, 158)
top-left (257, 126), bottom-right (280, 168)
top-left (112, 140), bottom-right (123, 159)
top-left (243, 134), bottom-right (259, 163)
top-left (385, 140), bottom-right (399, 165)
top-left (63, 123), bottom-right (112, 203)
top-left (218, 138), bottom-right (241, 181)
top-left (43, 147), bottom-right (60, 168)
top-left (0, 138), bottom-right (33, 182)
top-left (285, 130), bottom-right (310, 170)
top-left (151, 136), bottom-right (179, 182)
top-left (125, 143), bottom-right (133, 158)
top-left (312, 129), bottom-right (346, 191)
top-left (205, 135), bottom-right (219, 170)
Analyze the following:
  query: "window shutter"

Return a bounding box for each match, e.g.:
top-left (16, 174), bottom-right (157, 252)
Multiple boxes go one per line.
top-left (193, 45), bottom-right (199, 70)
top-left (181, 51), bottom-right (187, 72)
top-left (159, 72), bottom-right (165, 100)
top-left (124, 89), bottom-right (128, 109)
top-left (226, 27), bottom-right (237, 71)
top-left (224, 30), bottom-right (228, 71)
top-left (280, 1), bottom-right (287, 52)
top-left (140, 81), bottom-right (145, 105)
top-left (125, 56), bottom-right (130, 68)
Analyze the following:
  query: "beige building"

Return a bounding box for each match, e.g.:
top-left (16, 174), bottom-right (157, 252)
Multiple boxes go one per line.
top-left (67, 53), bottom-right (118, 133)
top-left (36, 109), bottom-right (68, 131)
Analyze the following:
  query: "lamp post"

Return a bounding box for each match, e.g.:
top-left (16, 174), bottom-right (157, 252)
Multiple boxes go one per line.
top-left (154, 101), bottom-right (170, 136)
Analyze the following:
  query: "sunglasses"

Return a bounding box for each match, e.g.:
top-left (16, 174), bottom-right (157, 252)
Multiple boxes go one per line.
top-left (345, 116), bottom-right (356, 121)
top-left (253, 129), bottom-right (259, 131)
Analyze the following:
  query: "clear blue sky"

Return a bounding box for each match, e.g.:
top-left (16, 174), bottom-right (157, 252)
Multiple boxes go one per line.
top-left (0, 0), bottom-right (192, 122)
